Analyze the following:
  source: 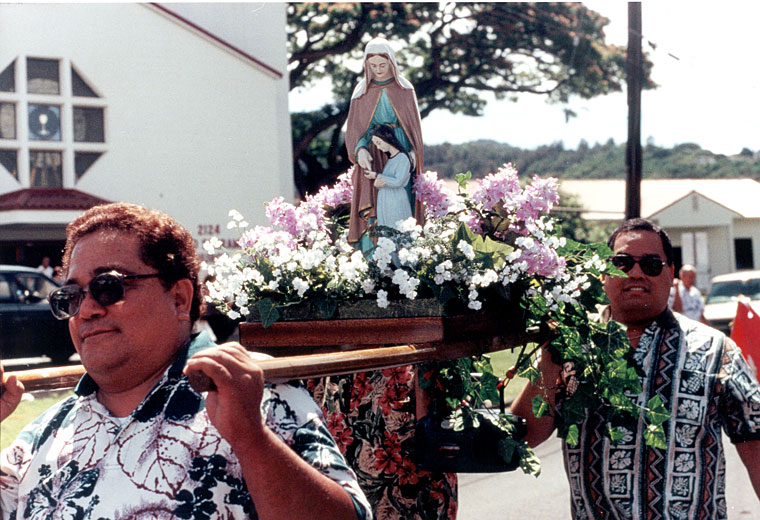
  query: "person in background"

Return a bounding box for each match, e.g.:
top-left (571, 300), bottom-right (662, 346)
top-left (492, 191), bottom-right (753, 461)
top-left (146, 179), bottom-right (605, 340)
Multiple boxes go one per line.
top-left (671, 264), bottom-right (707, 323)
top-left (36, 256), bottom-right (54, 278)
top-left (0, 202), bottom-right (371, 520)
top-left (512, 218), bottom-right (760, 518)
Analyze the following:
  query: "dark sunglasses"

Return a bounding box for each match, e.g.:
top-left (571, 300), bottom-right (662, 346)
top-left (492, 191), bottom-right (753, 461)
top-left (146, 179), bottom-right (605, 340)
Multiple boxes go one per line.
top-left (610, 254), bottom-right (666, 277)
top-left (49, 271), bottom-right (162, 319)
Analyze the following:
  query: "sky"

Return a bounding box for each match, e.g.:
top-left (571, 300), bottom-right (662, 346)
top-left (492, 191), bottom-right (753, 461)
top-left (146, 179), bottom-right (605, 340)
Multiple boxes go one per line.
top-left (289, 1), bottom-right (760, 156)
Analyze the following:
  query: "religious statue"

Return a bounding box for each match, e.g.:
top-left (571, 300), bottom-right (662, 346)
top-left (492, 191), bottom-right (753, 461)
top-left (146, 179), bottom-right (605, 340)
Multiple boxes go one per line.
top-left (346, 37), bottom-right (425, 251)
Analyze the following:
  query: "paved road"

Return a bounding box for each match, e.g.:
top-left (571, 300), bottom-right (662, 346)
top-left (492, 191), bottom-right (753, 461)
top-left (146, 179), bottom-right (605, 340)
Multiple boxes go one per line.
top-left (458, 435), bottom-right (759, 518)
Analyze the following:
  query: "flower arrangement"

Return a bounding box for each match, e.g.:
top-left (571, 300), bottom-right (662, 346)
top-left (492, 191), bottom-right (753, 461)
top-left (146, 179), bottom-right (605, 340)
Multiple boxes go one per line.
top-left (203, 163), bottom-right (670, 475)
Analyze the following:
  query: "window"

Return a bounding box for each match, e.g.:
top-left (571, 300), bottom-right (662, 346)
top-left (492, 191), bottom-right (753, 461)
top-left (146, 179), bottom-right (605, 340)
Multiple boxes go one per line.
top-left (73, 106), bottom-right (104, 142)
top-left (27, 58), bottom-right (59, 95)
top-left (30, 150), bottom-right (62, 187)
top-left (0, 102), bottom-right (15, 139)
top-left (735, 238), bottom-right (754, 270)
top-left (0, 149), bottom-right (17, 179)
top-left (0, 57), bottom-right (106, 185)
top-left (0, 61), bottom-right (16, 92)
top-left (28, 104), bottom-right (61, 141)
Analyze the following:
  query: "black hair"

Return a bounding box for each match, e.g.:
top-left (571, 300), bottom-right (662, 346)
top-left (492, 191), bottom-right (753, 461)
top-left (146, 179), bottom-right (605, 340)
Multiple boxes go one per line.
top-left (371, 124), bottom-right (412, 171)
top-left (607, 218), bottom-right (674, 265)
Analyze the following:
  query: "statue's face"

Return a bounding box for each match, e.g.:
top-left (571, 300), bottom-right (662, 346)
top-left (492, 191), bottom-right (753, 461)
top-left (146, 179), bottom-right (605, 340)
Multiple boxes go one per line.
top-left (367, 55), bottom-right (392, 82)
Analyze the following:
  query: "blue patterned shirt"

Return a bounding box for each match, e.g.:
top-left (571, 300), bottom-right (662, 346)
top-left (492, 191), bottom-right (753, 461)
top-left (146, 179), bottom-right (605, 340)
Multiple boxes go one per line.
top-left (0, 332), bottom-right (371, 519)
top-left (562, 310), bottom-right (760, 519)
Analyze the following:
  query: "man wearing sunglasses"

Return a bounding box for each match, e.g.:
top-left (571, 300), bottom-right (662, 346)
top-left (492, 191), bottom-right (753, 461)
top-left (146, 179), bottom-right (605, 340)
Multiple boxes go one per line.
top-left (514, 217), bottom-right (760, 517)
top-left (0, 202), bottom-right (370, 520)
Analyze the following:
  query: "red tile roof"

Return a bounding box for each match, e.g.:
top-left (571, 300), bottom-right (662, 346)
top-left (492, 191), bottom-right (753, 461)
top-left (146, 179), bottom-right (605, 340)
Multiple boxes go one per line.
top-left (0, 189), bottom-right (111, 211)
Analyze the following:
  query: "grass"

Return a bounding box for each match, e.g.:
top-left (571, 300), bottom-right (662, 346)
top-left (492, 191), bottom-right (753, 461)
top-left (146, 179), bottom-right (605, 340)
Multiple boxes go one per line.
top-left (1, 390), bottom-right (73, 451)
top-left (485, 347), bottom-right (530, 405)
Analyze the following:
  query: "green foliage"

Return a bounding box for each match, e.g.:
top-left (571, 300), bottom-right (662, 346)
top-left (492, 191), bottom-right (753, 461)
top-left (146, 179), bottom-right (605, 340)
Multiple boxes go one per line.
top-left (521, 238), bottom-right (671, 448)
top-left (424, 139), bottom-right (760, 181)
top-left (419, 356), bottom-right (540, 476)
top-left (288, 2), bottom-right (651, 195)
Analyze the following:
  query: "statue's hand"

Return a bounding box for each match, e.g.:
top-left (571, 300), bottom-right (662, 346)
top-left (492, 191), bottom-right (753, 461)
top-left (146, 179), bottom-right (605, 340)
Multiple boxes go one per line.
top-left (364, 170), bottom-right (377, 180)
top-left (357, 148), bottom-right (373, 170)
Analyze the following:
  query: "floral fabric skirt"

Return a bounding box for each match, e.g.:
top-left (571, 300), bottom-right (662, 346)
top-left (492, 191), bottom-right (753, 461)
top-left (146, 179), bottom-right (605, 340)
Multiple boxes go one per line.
top-left (307, 366), bottom-right (458, 520)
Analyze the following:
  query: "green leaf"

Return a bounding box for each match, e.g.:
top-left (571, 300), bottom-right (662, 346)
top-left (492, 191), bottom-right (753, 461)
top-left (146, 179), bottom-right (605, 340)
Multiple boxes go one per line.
top-left (313, 298), bottom-right (337, 319)
top-left (517, 444), bottom-right (542, 477)
top-left (565, 424), bottom-right (580, 447)
top-left (456, 171), bottom-right (472, 190)
top-left (532, 395), bottom-right (550, 418)
top-left (645, 395), bottom-right (670, 426)
top-left (644, 423), bottom-right (667, 449)
top-left (498, 437), bottom-right (517, 465)
top-left (607, 425), bottom-right (626, 444)
top-left (258, 298), bottom-right (281, 328)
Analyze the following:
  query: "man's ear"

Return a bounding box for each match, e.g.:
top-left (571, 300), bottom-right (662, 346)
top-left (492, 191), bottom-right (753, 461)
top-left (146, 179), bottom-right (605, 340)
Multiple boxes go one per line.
top-left (171, 279), bottom-right (194, 321)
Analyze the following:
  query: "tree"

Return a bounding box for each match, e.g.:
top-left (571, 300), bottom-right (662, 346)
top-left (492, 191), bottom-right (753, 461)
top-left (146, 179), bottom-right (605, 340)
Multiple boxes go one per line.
top-left (288, 2), bottom-right (655, 197)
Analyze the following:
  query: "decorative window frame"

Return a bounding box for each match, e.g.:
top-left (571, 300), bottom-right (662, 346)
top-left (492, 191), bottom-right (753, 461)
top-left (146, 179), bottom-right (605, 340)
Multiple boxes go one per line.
top-left (0, 56), bottom-right (107, 187)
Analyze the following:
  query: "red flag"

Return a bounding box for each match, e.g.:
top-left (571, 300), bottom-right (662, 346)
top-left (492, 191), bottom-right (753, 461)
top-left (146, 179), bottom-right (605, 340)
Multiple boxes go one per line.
top-left (730, 300), bottom-right (760, 375)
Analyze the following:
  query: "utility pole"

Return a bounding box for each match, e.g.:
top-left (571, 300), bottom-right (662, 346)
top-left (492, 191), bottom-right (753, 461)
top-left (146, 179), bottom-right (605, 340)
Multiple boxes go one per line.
top-left (625, 2), bottom-right (642, 219)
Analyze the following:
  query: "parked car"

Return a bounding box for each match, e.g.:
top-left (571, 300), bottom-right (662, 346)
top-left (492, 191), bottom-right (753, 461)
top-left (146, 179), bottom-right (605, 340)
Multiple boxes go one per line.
top-left (703, 270), bottom-right (760, 335)
top-left (0, 264), bottom-right (76, 364)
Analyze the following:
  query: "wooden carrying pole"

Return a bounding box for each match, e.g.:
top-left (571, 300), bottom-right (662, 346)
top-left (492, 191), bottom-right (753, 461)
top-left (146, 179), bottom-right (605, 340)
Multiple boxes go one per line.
top-left (9, 329), bottom-right (540, 393)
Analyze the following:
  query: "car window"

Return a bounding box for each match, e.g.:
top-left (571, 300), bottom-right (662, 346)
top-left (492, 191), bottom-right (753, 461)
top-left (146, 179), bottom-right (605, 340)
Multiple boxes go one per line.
top-left (12, 273), bottom-right (58, 301)
top-left (706, 279), bottom-right (760, 304)
top-left (0, 276), bottom-right (14, 302)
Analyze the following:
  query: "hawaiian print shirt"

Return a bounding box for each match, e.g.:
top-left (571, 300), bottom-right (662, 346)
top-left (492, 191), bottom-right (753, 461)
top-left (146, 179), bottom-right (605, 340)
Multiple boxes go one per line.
top-left (0, 332), bottom-right (371, 520)
top-left (562, 309), bottom-right (760, 520)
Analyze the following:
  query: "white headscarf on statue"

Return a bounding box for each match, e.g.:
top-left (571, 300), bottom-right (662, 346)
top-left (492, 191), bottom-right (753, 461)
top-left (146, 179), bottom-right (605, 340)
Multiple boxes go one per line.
top-left (351, 37), bottom-right (414, 100)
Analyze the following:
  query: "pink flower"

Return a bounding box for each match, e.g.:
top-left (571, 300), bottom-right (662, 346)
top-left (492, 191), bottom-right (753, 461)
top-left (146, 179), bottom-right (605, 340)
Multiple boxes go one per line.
top-left (265, 196), bottom-right (299, 236)
top-left (471, 163), bottom-right (521, 212)
top-left (515, 176), bottom-right (560, 223)
top-left (414, 170), bottom-right (455, 218)
top-left (238, 226), bottom-right (297, 251)
top-left (310, 169), bottom-right (354, 208)
top-left (520, 240), bottom-right (567, 278)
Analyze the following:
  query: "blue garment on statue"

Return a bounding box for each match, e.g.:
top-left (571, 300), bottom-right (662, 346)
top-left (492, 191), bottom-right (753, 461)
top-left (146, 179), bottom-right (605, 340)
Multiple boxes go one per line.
top-left (375, 153), bottom-right (412, 229)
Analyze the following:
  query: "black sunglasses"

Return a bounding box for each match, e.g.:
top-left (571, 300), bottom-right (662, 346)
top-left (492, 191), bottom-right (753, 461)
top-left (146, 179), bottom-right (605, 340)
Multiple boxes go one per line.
top-left (610, 254), bottom-right (666, 277)
top-left (49, 271), bottom-right (162, 319)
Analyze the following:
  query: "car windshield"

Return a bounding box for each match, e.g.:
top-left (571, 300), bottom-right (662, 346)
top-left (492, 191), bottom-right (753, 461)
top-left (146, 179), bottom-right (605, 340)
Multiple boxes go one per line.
top-left (706, 278), bottom-right (760, 304)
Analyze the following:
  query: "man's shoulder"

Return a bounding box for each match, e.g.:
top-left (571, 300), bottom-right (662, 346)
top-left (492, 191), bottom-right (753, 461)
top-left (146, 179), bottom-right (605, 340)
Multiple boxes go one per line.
top-left (674, 313), bottom-right (726, 347)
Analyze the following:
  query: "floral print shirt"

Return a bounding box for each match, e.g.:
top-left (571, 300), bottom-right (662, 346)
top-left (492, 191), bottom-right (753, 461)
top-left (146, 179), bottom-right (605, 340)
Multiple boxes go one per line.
top-left (562, 310), bottom-right (760, 519)
top-left (0, 332), bottom-right (371, 520)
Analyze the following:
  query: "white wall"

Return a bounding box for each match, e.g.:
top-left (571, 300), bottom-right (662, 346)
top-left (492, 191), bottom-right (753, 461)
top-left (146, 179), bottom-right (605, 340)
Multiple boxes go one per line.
top-left (0, 3), bottom-right (293, 257)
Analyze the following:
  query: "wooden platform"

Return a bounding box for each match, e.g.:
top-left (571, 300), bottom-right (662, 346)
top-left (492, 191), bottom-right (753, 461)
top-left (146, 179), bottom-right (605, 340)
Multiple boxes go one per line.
top-left (9, 313), bottom-right (543, 392)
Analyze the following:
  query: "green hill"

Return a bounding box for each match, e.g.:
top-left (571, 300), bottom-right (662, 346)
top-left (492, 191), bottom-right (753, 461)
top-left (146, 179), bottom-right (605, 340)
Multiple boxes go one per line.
top-left (423, 140), bottom-right (760, 180)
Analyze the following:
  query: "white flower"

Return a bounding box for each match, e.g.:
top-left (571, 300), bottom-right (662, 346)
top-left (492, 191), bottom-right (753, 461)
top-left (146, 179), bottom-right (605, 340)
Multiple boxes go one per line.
top-left (457, 240), bottom-right (475, 260)
top-left (377, 289), bottom-right (389, 308)
top-left (203, 237), bottom-right (223, 255)
top-left (361, 279), bottom-right (375, 294)
top-left (292, 277), bottom-right (309, 298)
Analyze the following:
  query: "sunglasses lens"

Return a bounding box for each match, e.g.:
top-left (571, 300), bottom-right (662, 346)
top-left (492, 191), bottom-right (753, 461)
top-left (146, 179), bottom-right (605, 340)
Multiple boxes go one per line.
top-left (611, 256), bottom-right (635, 272)
top-left (49, 286), bottom-right (84, 319)
top-left (89, 273), bottom-right (125, 307)
top-left (640, 257), bottom-right (664, 276)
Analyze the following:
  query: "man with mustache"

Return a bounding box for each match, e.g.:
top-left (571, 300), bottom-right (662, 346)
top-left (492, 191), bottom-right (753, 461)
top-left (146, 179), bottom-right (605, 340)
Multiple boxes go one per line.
top-left (0, 202), bottom-right (370, 520)
top-left (513, 218), bottom-right (760, 518)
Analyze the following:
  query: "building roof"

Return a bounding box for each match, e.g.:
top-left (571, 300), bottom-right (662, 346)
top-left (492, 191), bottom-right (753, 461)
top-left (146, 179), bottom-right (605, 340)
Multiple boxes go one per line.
top-left (149, 3), bottom-right (283, 79)
top-left (558, 178), bottom-right (760, 220)
top-left (0, 189), bottom-right (111, 211)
